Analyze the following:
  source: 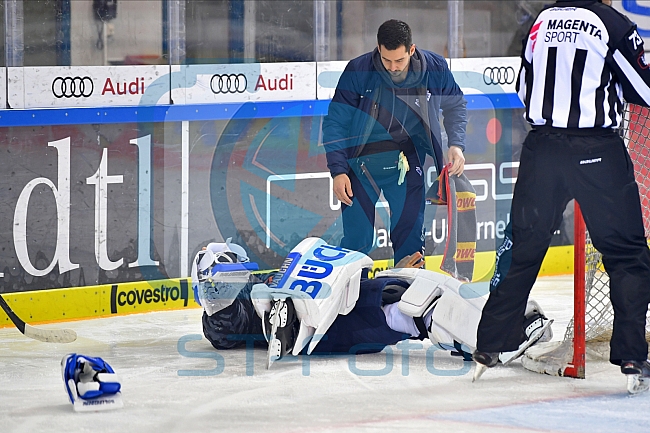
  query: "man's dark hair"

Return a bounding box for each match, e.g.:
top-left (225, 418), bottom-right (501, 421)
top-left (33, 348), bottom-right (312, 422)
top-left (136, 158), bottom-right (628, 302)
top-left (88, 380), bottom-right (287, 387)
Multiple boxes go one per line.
top-left (377, 19), bottom-right (413, 51)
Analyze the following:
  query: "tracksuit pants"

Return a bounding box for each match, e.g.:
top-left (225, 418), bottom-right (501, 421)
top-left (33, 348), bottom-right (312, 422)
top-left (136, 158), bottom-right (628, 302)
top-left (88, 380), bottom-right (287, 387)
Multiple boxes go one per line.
top-left (477, 129), bottom-right (650, 364)
top-left (339, 150), bottom-right (425, 265)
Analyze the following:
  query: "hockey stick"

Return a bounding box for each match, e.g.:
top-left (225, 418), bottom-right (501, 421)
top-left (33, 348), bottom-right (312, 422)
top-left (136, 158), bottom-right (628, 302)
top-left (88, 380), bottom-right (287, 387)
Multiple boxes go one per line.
top-left (0, 294), bottom-right (77, 343)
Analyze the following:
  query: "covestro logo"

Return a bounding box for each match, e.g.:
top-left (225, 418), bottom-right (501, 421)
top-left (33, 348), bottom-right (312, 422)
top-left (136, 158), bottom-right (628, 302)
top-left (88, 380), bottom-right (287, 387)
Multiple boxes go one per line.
top-left (110, 280), bottom-right (189, 314)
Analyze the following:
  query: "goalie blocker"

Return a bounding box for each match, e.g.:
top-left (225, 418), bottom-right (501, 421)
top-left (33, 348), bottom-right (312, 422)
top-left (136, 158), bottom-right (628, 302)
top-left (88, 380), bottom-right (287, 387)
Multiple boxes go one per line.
top-left (193, 237), bottom-right (552, 364)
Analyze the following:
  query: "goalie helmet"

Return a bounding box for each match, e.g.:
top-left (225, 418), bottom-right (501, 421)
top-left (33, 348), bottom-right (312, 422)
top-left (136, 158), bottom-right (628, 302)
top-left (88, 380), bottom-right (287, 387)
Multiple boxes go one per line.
top-left (192, 238), bottom-right (257, 315)
top-left (194, 237), bottom-right (250, 283)
top-left (202, 283), bottom-right (264, 350)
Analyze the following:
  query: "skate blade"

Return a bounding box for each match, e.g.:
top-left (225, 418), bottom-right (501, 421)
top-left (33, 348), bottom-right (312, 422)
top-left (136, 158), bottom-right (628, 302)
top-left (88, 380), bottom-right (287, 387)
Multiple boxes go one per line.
top-left (472, 363), bottom-right (489, 382)
top-left (266, 338), bottom-right (282, 370)
top-left (265, 300), bottom-right (283, 370)
top-left (499, 319), bottom-right (554, 366)
top-left (627, 375), bottom-right (650, 395)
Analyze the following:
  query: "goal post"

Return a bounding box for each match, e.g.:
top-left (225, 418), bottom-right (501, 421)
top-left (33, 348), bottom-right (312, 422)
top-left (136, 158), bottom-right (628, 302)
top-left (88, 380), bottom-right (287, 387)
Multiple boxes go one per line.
top-left (565, 203), bottom-right (587, 379)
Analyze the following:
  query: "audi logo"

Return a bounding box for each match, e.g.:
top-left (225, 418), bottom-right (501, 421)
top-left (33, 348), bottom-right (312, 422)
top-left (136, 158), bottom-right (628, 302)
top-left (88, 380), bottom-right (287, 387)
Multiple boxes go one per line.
top-left (52, 76), bottom-right (94, 98)
top-left (210, 74), bottom-right (247, 94)
top-left (483, 66), bottom-right (516, 85)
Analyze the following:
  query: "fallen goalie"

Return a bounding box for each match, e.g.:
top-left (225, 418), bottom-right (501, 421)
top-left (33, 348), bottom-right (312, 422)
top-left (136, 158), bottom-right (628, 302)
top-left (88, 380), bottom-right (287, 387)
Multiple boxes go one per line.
top-left (191, 237), bottom-right (553, 370)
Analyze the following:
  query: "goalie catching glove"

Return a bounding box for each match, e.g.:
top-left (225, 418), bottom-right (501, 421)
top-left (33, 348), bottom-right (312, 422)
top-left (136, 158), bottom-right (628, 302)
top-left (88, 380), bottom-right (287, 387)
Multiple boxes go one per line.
top-left (61, 353), bottom-right (123, 411)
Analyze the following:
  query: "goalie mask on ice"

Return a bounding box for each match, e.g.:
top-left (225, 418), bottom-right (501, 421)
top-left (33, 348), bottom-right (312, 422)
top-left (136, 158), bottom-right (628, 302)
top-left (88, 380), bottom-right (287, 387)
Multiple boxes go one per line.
top-left (61, 353), bottom-right (123, 411)
top-left (191, 238), bottom-right (259, 316)
top-left (251, 237), bottom-right (373, 366)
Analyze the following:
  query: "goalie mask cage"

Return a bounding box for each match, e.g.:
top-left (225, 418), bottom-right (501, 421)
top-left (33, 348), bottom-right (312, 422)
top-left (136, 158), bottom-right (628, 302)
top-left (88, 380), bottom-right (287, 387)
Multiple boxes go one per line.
top-left (525, 104), bottom-right (650, 378)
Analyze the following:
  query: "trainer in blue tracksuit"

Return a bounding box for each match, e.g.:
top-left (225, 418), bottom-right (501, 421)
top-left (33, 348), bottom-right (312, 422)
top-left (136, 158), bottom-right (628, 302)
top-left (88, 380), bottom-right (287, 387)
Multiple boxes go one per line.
top-left (322, 19), bottom-right (467, 265)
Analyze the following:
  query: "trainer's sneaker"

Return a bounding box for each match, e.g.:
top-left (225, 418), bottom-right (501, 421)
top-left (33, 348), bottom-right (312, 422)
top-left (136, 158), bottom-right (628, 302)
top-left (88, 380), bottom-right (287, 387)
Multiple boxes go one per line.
top-left (621, 359), bottom-right (650, 376)
top-left (473, 351), bottom-right (500, 368)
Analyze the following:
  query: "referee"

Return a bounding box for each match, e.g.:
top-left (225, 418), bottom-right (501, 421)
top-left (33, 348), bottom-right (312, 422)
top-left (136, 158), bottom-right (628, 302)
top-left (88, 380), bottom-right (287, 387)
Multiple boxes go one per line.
top-left (474, 0), bottom-right (650, 380)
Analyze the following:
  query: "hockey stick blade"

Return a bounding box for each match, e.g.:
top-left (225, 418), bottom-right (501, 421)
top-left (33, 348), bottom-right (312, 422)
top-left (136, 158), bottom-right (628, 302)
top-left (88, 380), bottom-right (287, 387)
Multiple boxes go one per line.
top-left (0, 294), bottom-right (77, 343)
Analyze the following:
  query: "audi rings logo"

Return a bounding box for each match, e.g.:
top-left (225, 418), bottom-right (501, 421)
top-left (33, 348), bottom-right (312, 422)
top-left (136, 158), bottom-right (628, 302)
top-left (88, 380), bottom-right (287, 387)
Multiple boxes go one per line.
top-left (52, 76), bottom-right (94, 98)
top-left (210, 74), bottom-right (247, 94)
top-left (483, 66), bottom-right (516, 85)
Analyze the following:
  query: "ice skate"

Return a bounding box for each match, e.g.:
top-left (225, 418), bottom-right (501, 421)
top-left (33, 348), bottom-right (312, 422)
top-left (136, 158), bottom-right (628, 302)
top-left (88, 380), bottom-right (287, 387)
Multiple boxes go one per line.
top-left (499, 312), bottom-right (554, 366)
top-left (621, 360), bottom-right (650, 395)
top-left (263, 297), bottom-right (299, 370)
top-left (472, 351), bottom-right (499, 382)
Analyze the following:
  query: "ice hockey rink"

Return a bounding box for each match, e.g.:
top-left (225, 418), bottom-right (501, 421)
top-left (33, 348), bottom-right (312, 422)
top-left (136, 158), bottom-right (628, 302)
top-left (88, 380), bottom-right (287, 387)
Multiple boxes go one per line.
top-left (2, 275), bottom-right (648, 433)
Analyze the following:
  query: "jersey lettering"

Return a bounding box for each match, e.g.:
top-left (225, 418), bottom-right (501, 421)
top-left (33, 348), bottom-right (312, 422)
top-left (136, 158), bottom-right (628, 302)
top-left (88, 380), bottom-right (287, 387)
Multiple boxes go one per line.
top-left (545, 31), bottom-right (580, 43)
top-left (629, 30), bottom-right (643, 52)
top-left (546, 19), bottom-right (602, 40)
top-left (289, 279), bottom-right (323, 297)
top-left (282, 243), bottom-right (356, 299)
top-left (312, 244), bottom-right (350, 261)
top-left (297, 260), bottom-right (333, 280)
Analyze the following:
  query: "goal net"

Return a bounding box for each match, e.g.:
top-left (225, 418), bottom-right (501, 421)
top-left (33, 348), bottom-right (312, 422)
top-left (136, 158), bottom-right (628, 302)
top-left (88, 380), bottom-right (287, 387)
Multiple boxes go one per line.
top-left (522, 104), bottom-right (650, 378)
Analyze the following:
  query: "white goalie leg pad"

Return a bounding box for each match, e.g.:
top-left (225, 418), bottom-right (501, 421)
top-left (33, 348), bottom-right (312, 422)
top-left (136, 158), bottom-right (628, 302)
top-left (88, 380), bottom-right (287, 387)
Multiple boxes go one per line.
top-left (428, 321), bottom-right (458, 351)
top-left (427, 280), bottom-right (491, 353)
top-left (378, 269), bottom-right (479, 351)
top-left (384, 269), bottom-right (452, 317)
top-left (251, 237), bottom-right (373, 355)
top-left (524, 299), bottom-right (545, 317)
top-left (376, 267), bottom-right (458, 288)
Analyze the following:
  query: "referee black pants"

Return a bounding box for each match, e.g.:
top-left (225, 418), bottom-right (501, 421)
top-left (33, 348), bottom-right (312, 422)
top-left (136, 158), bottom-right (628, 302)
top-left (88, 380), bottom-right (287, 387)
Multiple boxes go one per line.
top-left (477, 130), bottom-right (650, 364)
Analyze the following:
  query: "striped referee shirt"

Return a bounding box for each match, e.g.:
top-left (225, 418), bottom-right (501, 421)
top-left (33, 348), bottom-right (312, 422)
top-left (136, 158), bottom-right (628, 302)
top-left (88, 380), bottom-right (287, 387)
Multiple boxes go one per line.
top-left (517, 0), bottom-right (650, 130)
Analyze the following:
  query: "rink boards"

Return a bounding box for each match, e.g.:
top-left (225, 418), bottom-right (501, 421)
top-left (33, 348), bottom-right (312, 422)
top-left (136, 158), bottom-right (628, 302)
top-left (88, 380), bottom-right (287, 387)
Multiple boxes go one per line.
top-left (0, 278), bottom-right (192, 327)
top-left (0, 245), bottom-right (572, 327)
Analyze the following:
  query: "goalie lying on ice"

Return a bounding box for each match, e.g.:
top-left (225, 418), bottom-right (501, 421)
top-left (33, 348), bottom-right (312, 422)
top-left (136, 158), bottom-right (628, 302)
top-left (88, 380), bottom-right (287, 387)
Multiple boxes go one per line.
top-left (192, 237), bottom-right (552, 365)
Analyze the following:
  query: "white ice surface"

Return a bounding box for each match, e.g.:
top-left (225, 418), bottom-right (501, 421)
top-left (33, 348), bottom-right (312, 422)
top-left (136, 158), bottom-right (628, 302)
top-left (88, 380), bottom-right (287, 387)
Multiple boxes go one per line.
top-left (2, 275), bottom-right (648, 433)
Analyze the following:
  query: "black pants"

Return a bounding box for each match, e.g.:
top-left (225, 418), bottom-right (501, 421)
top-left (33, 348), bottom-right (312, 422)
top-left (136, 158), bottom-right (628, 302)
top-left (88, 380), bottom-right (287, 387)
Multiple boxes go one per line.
top-left (477, 130), bottom-right (650, 364)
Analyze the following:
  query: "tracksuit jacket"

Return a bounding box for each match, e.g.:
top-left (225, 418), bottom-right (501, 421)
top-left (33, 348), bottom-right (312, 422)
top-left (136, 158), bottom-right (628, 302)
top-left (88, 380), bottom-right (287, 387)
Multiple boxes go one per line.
top-left (322, 47), bottom-right (467, 178)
